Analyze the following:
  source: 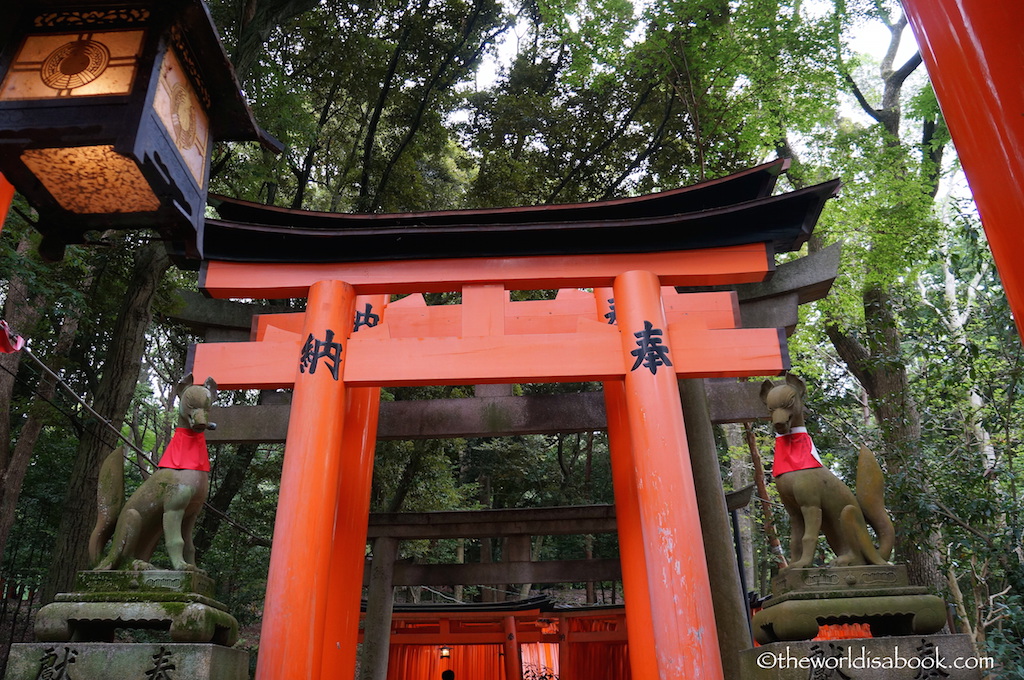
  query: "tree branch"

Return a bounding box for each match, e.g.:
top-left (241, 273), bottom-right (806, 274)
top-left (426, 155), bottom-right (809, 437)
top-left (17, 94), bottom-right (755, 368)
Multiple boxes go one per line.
top-left (842, 72), bottom-right (884, 124)
top-left (890, 51), bottom-right (923, 89)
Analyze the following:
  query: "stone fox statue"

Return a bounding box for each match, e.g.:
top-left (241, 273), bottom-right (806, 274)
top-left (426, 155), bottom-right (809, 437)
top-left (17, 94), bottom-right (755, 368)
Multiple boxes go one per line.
top-left (89, 375), bottom-right (217, 571)
top-left (760, 374), bottom-right (895, 570)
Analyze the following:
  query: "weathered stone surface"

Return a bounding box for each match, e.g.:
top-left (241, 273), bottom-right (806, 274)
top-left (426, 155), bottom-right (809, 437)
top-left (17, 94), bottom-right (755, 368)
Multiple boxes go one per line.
top-left (770, 565), bottom-right (909, 597)
top-left (739, 635), bottom-right (985, 680)
top-left (36, 599), bottom-right (239, 646)
top-left (4, 642), bottom-right (248, 680)
top-left (751, 593), bottom-right (947, 644)
top-left (74, 570), bottom-right (216, 598)
top-left (733, 242), bottom-right (842, 305)
top-left (36, 571), bottom-right (238, 647)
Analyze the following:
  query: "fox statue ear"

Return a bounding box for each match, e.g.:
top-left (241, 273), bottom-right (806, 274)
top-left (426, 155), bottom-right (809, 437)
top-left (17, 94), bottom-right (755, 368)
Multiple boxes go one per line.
top-left (759, 379), bottom-right (774, 405)
top-left (176, 373), bottom-right (195, 399)
top-left (785, 373), bottom-right (806, 397)
top-left (203, 376), bottom-right (218, 404)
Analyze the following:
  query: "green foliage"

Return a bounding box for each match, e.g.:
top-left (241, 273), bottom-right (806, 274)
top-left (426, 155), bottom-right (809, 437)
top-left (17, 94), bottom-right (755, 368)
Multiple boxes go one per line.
top-left (2, 433), bottom-right (76, 585)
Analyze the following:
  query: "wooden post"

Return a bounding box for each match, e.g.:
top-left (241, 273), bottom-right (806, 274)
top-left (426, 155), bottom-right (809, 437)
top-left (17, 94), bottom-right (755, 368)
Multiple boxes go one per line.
top-left (612, 270), bottom-right (724, 680)
top-left (745, 423), bottom-right (787, 568)
top-left (678, 378), bottom-right (751, 673)
top-left (557, 614), bottom-right (569, 678)
top-left (255, 280), bottom-right (357, 680)
top-left (596, 288), bottom-right (659, 680)
top-left (321, 293), bottom-right (388, 676)
top-left (503, 614), bottom-right (523, 680)
top-left (362, 536), bottom-right (399, 680)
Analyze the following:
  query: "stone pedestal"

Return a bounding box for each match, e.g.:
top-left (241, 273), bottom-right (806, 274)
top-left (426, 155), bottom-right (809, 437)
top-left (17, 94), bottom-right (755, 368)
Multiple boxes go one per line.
top-left (752, 566), bottom-right (946, 644)
top-left (4, 571), bottom-right (246, 680)
top-left (739, 635), bottom-right (987, 679)
top-left (33, 570), bottom-right (238, 646)
top-left (4, 643), bottom-right (248, 680)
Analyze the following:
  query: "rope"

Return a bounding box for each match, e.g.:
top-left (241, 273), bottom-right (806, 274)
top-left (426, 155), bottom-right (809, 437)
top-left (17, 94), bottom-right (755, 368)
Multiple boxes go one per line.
top-left (8, 344), bottom-right (271, 547)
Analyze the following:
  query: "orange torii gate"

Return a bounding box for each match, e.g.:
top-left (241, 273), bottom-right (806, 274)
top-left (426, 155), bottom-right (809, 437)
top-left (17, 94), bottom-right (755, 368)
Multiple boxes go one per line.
top-left (191, 243), bottom-right (787, 680)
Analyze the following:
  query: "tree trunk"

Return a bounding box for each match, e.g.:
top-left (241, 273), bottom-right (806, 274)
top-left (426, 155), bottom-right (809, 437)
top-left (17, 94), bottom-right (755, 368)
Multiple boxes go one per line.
top-left (231, 0), bottom-right (321, 83)
top-left (42, 243), bottom-right (170, 602)
top-left (827, 285), bottom-right (944, 591)
top-left (192, 442), bottom-right (260, 558)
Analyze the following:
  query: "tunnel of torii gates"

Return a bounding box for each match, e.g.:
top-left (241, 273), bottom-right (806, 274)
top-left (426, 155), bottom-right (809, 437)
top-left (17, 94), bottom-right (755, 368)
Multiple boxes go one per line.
top-left (178, 159), bottom-right (841, 680)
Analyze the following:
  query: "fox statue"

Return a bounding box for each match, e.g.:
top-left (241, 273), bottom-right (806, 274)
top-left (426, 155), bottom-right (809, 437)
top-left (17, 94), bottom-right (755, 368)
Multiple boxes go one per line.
top-left (89, 374), bottom-right (216, 571)
top-left (760, 374), bottom-right (895, 570)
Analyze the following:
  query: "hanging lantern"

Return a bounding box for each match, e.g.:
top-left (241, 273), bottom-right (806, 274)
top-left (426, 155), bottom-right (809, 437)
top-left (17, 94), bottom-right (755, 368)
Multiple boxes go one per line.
top-left (439, 645), bottom-right (451, 659)
top-left (0, 0), bottom-right (280, 260)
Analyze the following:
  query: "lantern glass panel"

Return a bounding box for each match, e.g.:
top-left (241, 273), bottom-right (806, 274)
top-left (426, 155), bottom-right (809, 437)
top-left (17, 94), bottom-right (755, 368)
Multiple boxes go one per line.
top-left (0, 29), bottom-right (145, 100)
top-left (152, 48), bottom-right (209, 185)
top-left (20, 144), bottom-right (160, 213)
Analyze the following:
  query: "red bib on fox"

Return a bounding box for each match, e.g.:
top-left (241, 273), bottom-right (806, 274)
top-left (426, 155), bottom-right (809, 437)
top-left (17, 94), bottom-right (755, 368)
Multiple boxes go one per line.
top-left (158, 427), bottom-right (210, 472)
top-left (773, 426), bottom-right (823, 476)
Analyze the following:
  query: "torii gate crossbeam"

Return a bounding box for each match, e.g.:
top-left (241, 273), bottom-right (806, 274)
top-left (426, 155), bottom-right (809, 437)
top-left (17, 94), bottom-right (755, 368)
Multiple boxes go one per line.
top-left (191, 243), bottom-right (787, 680)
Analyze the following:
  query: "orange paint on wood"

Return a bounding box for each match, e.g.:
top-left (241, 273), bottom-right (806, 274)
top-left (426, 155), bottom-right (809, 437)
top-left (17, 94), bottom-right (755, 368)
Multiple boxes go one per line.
top-left (504, 615), bottom-right (524, 680)
top-left (192, 340), bottom-right (299, 390)
top-left (0, 174), bottom-right (13, 231)
top-left (254, 312), bottom-right (304, 341)
top-left (255, 280), bottom-right (357, 680)
top-left (613, 270), bottom-right (724, 680)
top-left (321, 298), bottom-right (387, 677)
top-left (194, 323), bottom-right (784, 390)
top-left (598, 288), bottom-right (660, 680)
top-left (202, 288), bottom-right (771, 390)
top-left (667, 323), bottom-right (787, 377)
top-left (253, 289), bottom-right (740, 341)
top-left (345, 329), bottom-right (623, 386)
top-left (200, 244), bottom-right (772, 299)
top-left (462, 284), bottom-right (507, 336)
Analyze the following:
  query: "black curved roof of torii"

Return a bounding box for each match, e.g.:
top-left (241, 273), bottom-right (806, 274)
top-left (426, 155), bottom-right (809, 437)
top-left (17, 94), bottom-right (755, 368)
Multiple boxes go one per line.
top-left (193, 159), bottom-right (840, 264)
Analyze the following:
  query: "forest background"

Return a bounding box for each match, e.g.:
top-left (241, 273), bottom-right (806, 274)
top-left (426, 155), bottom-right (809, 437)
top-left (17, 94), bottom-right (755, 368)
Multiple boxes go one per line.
top-left (1, 0), bottom-right (1022, 676)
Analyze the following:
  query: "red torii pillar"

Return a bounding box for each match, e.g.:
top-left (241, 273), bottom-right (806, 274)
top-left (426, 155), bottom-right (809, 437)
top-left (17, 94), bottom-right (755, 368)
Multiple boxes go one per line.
top-left (597, 288), bottom-right (663, 680)
top-left (613, 271), bottom-right (723, 679)
top-left (255, 280), bottom-right (357, 680)
top-left (0, 173), bottom-right (14, 231)
top-left (193, 245), bottom-right (784, 680)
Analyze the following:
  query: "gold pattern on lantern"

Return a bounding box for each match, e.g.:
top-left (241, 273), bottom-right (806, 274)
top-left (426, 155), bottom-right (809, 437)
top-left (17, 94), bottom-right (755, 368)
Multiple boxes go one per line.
top-left (21, 145), bottom-right (160, 214)
top-left (154, 48), bottom-right (208, 184)
top-left (0, 30), bottom-right (144, 99)
top-left (40, 39), bottom-right (110, 90)
top-left (171, 82), bottom-right (196, 149)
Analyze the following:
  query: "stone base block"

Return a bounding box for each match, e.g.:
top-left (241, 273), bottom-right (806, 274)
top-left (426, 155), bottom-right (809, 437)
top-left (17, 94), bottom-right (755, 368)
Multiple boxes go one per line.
top-left (3, 643), bottom-right (248, 680)
top-left (771, 565), bottom-right (911, 597)
top-left (752, 593), bottom-right (946, 644)
top-left (35, 600), bottom-right (239, 646)
top-left (35, 570), bottom-right (239, 647)
top-left (739, 635), bottom-right (989, 680)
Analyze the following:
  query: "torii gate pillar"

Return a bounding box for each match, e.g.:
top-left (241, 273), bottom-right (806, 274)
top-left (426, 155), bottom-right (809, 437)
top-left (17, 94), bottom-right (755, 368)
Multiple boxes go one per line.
top-left (612, 270), bottom-right (724, 679)
top-left (255, 280), bottom-right (358, 680)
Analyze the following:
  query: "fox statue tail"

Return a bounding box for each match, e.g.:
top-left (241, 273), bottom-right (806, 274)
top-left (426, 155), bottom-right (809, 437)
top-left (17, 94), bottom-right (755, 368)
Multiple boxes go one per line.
top-left (88, 446), bottom-right (124, 565)
top-left (856, 445), bottom-right (895, 561)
